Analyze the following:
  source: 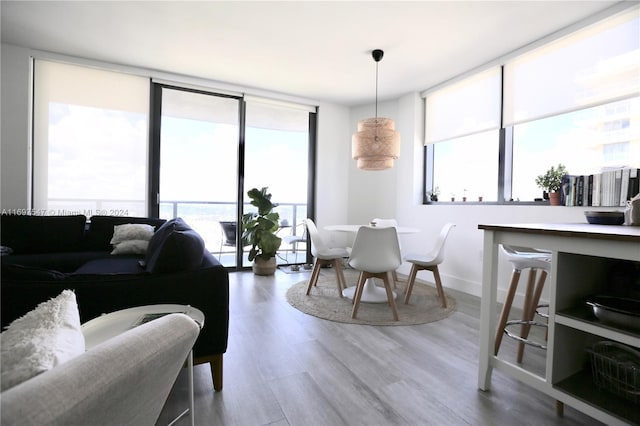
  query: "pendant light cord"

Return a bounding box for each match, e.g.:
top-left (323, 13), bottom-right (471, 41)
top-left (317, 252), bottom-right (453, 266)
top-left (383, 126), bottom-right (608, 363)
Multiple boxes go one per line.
top-left (375, 61), bottom-right (379, 120)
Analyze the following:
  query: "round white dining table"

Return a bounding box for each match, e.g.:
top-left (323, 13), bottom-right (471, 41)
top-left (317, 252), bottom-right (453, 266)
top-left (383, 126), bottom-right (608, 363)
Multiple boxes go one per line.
top-left (325, 224), bottom-right (420, 234)
top-left (324, 224), bottom-right (419, 303)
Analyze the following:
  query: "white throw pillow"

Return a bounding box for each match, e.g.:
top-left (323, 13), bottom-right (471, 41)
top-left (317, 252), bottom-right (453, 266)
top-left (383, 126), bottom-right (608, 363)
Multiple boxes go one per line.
top-left (110, 223), bottom-right (155, 245)
top-left (111, 239), bottom-right (150, 255)
top-left (0, 290), bottom-right (85, 391)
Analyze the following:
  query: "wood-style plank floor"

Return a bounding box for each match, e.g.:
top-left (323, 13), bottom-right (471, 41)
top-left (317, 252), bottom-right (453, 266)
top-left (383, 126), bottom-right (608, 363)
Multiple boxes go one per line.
top-left (162, 268), bottom-right (603, 426)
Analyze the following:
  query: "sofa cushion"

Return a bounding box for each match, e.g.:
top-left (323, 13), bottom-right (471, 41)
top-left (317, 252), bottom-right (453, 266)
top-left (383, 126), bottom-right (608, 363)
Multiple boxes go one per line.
top-left (145, 218), bottom-right (205, 273)
top-left (73, 258), bottom-right (146, 275)
top-left (144, 217), bottom-right (189, 265)
top-left (1, 264), bottom-right (67, 281)
top-left (85, 216), bottom-right (166, 251)
top-left (110, 223), bottom-right (155, 245)
top-left (145, 218), bottom-right (190, 261)
top-left (147, 230), bottom-right (205, 273)
top-left (1, 251), bottom-right (115, 273)
top-left (111, 240), bottom-right (149, 255)
top-left (0, 290), bottom-right (85, 391)
top-left (0, 214), bottom-right (87, 254)
top-left (109, 223), bottom-right (154, 255)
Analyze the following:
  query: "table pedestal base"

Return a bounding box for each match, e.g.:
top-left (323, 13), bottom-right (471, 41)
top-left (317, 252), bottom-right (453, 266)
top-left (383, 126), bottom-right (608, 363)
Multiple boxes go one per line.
top-left (342, 279), bottom-right (397, 303)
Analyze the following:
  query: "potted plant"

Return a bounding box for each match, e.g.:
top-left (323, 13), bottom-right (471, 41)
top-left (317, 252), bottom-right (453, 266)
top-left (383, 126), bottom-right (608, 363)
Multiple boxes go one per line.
top-left (241, 187), bottom-right (282, 275)
top-left (535, 164), bottom-right (567, 206)
top-left (427, 186), bottom-right (440, 202)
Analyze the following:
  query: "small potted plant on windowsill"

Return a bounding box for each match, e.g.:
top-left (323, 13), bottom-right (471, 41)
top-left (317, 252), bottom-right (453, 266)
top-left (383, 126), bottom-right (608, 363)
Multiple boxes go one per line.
top-left (241, 187), bottom-right (282, 275)
top-left (535, 164), bottom-right (567, 206)
top-left (427, 186), bottom-right (440, 202)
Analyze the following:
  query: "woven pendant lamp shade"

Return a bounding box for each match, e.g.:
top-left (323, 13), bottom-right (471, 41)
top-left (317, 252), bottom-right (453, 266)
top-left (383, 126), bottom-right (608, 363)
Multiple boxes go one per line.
top-left (351, 49), bottom-right (400, 171)
top-left (352, 117), bottom-right (401, 170)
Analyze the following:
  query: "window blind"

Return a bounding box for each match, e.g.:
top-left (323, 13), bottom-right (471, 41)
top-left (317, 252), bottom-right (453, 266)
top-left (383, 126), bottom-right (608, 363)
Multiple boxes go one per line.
top-left (32, 59), bottom-right (150, 214)
top-left (503, 7), bottom-right (640, 126)
top-left (424, 67), bottom-right (501, 145)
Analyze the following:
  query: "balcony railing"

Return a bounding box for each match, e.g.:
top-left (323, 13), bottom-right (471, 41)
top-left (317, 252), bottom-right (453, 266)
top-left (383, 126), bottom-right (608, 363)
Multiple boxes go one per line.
top-left (159, 200), bottom-right (308, 268)
top-left (46, 198), bottom-right (308, 268)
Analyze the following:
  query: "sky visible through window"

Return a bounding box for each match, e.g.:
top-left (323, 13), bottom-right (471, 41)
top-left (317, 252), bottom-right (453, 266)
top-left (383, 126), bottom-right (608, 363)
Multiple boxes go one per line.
top-left (47, 102), bottom-right (147, 215)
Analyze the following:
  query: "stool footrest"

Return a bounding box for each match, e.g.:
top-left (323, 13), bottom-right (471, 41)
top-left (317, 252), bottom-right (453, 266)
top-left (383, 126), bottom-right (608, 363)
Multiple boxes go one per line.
top-left (504, 320), bottom-right (548, 350)
top-left (535, 303), bottom-right (549, 319)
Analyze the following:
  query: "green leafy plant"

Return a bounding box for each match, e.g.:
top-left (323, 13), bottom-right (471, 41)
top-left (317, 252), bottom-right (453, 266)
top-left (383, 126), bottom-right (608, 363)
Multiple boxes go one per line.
top-left (242, 187), bottom-right (282, 262)
top-left (535, 164), bottom-right (568, 193)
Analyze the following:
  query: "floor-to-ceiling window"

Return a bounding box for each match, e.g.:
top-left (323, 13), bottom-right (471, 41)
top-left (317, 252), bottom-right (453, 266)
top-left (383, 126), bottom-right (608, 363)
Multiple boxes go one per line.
top-left (243, 97), bottom-right (313, 266)
top-left (31, 64), bottom-right (316, 270)
top-left (154, 85), bottom-right (242, 267)
top-left (151, 87), bottom-right (316, 268)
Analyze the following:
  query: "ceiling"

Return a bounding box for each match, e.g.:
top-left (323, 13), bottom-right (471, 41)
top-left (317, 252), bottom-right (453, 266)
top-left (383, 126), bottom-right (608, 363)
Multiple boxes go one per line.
top-left (0, 1), bottom-right (623, 106)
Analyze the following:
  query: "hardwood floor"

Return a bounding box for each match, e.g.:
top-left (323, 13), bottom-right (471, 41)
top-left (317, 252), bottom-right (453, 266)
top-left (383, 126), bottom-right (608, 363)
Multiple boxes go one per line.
top-left (163, 268), bottom-right (604, 426)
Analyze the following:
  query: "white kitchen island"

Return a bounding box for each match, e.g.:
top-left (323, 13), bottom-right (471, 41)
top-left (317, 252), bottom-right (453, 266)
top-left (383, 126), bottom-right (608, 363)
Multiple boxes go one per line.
top-left (477, 223), bottom-right (640, 425)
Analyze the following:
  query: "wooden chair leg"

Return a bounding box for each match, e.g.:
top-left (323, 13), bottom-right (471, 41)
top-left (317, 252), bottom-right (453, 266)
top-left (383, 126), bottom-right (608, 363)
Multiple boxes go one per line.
top-left (383, 271), bottom-right (399, 321)
top-left (431, 266), bottom-right (447, 308)
top-left (392, 270), bottom-right (399, 288)
top-left (351, 272), bottom-right (367, 318)
top-left (517, 269), bottom-right (548, 362)
top-left (333, 259), bottom-right (346, 297)
top-left (517, 268), bottom-right (537, 363)
top-left (306, 259), bottom-right (323, 295)
top-left (404, 264), bottom-right (420, 304)
top-left (530, 270), bottom-right (547, 325)
top-left (495, 269), bottom-right (521, 356)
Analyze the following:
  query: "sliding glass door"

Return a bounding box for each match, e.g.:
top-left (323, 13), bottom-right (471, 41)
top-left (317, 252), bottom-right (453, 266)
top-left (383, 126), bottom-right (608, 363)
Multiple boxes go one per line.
top-left (243, 99), bottom-right (312, 266)
top-left (156, 86), bottom-right (242, 267)
top-left (154, 87), bottom-right (316, 269)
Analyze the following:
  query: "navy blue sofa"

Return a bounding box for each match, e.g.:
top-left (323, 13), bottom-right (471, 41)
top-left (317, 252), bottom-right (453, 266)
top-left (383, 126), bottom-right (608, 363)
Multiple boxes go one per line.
top-left (1, 214), bottom-right (229, 391)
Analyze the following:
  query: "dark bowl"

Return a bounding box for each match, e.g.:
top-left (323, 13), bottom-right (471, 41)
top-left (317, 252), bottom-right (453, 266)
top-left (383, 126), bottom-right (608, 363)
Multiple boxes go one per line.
top-left (584, 211), bottom-right (625, 225)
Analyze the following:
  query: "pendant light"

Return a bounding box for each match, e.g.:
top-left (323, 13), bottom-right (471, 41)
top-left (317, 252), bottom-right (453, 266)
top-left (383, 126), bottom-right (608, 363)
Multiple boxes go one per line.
top-left (352, 49), bottom-right (401, 171)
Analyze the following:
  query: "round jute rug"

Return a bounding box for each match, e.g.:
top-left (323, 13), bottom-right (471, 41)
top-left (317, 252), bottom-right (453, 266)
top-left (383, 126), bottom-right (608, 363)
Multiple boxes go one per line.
top-left (286, 269), bottom-right (456, 326)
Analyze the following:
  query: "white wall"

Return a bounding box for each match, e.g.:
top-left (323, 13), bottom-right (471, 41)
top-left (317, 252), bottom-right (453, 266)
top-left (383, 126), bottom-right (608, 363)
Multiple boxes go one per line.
top-left (348, 99), bottom-right (400, 223)
top-left (315, 102), bottom-right (350, 236)
top-left (1, 44), bottom-right (31, 209)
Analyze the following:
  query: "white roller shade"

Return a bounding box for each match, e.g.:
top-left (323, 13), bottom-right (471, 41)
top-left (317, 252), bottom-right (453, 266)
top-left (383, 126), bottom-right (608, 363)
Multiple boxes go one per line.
top-left (244, 96), bottom-right (314, 132)
top-left (503, 7), bottom-right (640, 126)
top-left (32, 59), bottom-right (150, 213)
top-left (425, 67), bottom-right (501, 144)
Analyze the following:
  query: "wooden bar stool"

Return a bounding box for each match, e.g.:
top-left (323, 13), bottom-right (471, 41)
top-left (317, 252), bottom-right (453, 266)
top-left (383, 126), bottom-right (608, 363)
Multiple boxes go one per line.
top-left (494, 245), bottom-right (551, 362)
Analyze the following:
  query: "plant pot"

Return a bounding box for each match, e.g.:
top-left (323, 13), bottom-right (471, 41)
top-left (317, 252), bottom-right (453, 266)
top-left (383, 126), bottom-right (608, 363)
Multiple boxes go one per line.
top-left (252, 256), bottom-right (277, 275)
top-left (548, 191), bottom-right (561, 206)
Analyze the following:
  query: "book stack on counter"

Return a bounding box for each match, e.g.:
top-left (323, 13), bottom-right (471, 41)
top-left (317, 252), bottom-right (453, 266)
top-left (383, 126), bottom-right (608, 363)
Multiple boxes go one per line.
top-left (560, 167), bottom-right (639, 207)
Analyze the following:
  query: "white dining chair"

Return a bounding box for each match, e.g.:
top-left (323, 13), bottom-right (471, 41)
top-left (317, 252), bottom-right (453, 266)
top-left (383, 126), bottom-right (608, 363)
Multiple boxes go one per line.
top-left (403, 223), bottom-right (455, 308)
top-left (371, 218), bottom-right (401, 285)
top-left (348, 226), bottom-right (402, 321)
top-left (303, 218), bottom-right (349, 297)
